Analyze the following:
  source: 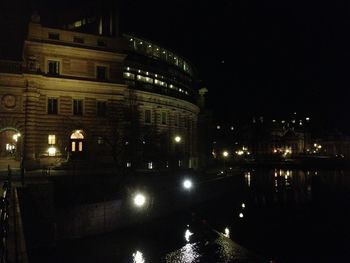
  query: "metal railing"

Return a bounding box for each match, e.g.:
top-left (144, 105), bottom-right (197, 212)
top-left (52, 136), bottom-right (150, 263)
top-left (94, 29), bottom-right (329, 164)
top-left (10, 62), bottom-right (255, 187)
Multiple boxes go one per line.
top-left (0, 166), bottom-right (12, 263)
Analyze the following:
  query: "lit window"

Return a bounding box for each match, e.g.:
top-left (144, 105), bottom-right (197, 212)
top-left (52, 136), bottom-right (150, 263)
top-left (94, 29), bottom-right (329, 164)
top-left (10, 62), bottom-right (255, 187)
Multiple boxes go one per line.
top-left (47, 98), bottom-right (58, 114)
top-left (148, 162), bottom-right (153, 169)
top-left (161, 112), bottom-right (167, 125)
top-left (97, 136), bottom-right (104, 144)
top-left (145, 109), bottom-right (151, 123)
top-left (73, 99), bottom-right (83, 115)
top-left (96, 66), bottom-right (107, 80)
top-left (48, 146), bottom-right (56, 156)
top-left (136, 75), bottom-right (153, 83)
top-left (47, 60), bottom-right (60, 75)
top-left (123, 72), bottom-right (135, 80)
top-left (48, 135), bottom-right (56, 145)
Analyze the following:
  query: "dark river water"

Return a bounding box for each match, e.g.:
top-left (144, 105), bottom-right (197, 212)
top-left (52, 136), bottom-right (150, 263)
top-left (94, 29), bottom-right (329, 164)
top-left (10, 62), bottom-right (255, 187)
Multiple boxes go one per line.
top-left (30, 168), bottom-right (350, 263)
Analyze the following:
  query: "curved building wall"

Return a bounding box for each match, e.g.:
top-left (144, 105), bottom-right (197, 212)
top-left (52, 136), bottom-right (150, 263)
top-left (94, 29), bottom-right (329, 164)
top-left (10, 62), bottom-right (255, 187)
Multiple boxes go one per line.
top-left (0, 20), bottom-right (199, 170)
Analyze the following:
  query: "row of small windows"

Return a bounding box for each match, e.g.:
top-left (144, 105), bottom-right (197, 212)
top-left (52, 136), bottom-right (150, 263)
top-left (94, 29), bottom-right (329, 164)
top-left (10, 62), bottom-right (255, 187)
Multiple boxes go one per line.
top-left (48, 98), bottom-right (106, 116)
top-left (144, 109), bottom-right (187, 127)
top-left (48, 32), bottom-right (106, 47)
top-left (47, 60), bottom-right (108, 80)
top-left (124, 34), bottom-right (193, 76)
top-left (123, 70), bottom-right (190, 96)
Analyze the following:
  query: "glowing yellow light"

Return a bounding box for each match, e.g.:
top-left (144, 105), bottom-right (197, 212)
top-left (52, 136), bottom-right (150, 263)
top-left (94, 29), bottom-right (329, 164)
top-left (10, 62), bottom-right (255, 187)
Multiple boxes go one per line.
top-left (222, 151), bottom-right (229, 157)
top-left (134, 194), bottom-right (146, 207)
top-left (174, 136), bottom-right (182, 143)
top-left (48, 146), bottom-right (56, 156)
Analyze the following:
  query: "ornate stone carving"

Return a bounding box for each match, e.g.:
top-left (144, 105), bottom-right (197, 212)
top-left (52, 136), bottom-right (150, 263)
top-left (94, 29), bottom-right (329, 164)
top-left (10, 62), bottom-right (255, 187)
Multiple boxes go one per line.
top-left (1, 94), bottom-right (16, 109)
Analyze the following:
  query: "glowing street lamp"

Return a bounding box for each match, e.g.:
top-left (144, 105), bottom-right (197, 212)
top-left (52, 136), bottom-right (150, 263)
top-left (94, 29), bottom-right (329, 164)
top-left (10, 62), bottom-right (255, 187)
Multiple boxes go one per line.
top-left (183, 179), bottom-right (193, 190)
top-left (222, 151), bottom-right (229, 157)
top-left (174, 135), bottom-right (182, 143)
top-left (133, 193), bottom-right (146, 207)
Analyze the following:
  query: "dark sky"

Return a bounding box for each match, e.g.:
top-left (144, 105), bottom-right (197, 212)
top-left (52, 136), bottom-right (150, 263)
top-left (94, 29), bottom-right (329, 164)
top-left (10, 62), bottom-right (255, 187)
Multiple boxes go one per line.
top-left (2, 0), bottom-right (350, 132)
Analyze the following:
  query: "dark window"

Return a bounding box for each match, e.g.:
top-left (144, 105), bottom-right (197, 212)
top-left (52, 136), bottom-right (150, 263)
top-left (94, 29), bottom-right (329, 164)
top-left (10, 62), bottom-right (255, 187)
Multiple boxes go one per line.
top-left (48, 60), bottom-right (59, 75)
top-left (145, 109), bottom-right (151, 123)
top-left (48, 98), bottom-right (58, 114)
top-left (161, 112), bottom-right (167, 125)
top-left (48, 33), bottom-right (60, 40)
top-left (175, 114), bottom-right (179, 126)
top-left (73, 100), bottom-right (83, 116)
top-left (97, 101), bottom-right (107, 117)
top-left (96, 66), bottom-right (107, 80)
top-left (73, 36), bottom-right (84, 43)
top-left (97, 40), bottom-right (106, 47)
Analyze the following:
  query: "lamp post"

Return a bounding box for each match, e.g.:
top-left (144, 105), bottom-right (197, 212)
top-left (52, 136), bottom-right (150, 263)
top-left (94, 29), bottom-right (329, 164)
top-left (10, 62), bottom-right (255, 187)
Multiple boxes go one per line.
top-left (222, 150), bottom-right (229, 173)
top-left (174, 135), bottom-right (182, 168)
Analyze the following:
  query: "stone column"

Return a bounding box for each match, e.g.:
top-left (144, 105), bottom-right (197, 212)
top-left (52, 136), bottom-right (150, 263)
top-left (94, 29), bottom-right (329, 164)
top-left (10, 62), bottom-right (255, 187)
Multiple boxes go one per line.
top-left (23, 83), bottom-right (39, 168)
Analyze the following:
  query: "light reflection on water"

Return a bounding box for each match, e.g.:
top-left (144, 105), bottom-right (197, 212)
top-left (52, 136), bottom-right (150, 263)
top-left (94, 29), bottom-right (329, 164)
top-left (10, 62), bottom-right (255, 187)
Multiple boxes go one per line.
top-left (165, 243), bottom-right (200, 263)
top-left (132, 250), bottom-right (145, 263)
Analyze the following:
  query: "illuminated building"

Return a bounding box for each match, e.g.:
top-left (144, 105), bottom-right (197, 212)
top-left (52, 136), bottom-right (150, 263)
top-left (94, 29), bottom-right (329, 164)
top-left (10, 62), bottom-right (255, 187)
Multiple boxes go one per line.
top-left (0, 11), bottom-right (199, 170)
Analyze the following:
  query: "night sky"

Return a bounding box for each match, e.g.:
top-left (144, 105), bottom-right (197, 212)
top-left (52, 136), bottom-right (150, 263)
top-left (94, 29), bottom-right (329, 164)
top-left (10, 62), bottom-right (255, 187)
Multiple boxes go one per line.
top-left (1, 0), bottom-right (350, 132)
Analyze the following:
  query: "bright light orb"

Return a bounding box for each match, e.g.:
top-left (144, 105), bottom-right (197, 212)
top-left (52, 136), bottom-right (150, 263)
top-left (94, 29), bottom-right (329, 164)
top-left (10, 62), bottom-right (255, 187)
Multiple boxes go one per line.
top-left (134, 194), bottom-right (146, 207)
top-left (183, 179), bottom-right (192, 189)
top-left (185, 229), bottom-right (193, 242)
top-left (239, 212), bottom-right (244, 218)
top-left (224, 227), bottom-right (230, 238)
top-left (174, 136), bottom-right (182, 143)
top-left (222, 151), bottom-right (229, 157)
top-left (48, 146), bottom-right (56, 156)
top-left (132, 250), bottom-right (145, 263)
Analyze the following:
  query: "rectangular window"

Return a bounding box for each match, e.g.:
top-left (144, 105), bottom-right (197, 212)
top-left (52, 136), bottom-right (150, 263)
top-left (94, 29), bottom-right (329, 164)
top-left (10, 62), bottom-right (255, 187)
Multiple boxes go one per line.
top-left (73, 36), bottom-right (84, 43)
top-left (97, 101), bottom-right (107, 117)
top-left (48, 60), bottom-right (60, 75)
top-left (48, 32), bottom-right (59, 40)
top-left (71, 141), bottom-right (76, 152)
top-left (161, 112), bottom-right (167, 125)
top-left (123, 72), bottom-right (135, 80)
top-left (96, 66), bottom-right (107, 80)
top-left (47, 98), bottom-right (58, 114)
top-left (145, 109), bottom-right (151, 123)
top-left (175, 114), bottom-right (179, 126)
top-left (48, 135), bottom-right (56, 145)
top-left (73, 99), bottom-right (83, 115)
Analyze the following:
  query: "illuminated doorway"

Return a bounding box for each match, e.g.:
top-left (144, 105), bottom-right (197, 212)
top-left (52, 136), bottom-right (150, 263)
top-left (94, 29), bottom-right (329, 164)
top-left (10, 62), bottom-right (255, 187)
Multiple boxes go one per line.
top-left (0, 128), bottom-right (22, 160)
top-left (70, 130), bottom-right (85, 159)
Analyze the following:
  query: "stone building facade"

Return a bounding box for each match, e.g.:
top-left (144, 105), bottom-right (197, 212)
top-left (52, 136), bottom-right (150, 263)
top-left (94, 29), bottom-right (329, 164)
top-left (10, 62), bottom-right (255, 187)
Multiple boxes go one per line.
top-left (0, 16), bottom-right (199, 170)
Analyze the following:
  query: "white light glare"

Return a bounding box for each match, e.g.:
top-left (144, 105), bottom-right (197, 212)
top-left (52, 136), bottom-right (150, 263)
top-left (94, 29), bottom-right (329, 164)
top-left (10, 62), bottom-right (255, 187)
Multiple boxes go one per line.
top-left (239, 212), bottom-right (244, 218)
top-left (224, 227), bottom-right (230, 238)
top-left (132, 250), bottom-right (145, 263)
top-left (183, 179), bottom-right (192, 189)
top-left (174, 136), bottom-right (182, 143)
top-left (185, 229), bottom-right (193, 242)
top-left (134, 194), bottom-right (146, 207)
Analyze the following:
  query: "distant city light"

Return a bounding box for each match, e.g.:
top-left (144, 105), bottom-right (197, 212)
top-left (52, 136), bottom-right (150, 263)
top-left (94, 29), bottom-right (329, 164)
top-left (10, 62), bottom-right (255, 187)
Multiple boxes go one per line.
top-left (230, 126), bottom-right (234, 130)
top-left (222, 151), bottom-right (229, 157)
top-left (242, 203), bottom-right (245, 208)
top-left (217, 125), bottom-right (221, 130)
top-left (239, 212), bottom-right (244, 218)
top-left (306, 117), bottom-right (310, 121)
